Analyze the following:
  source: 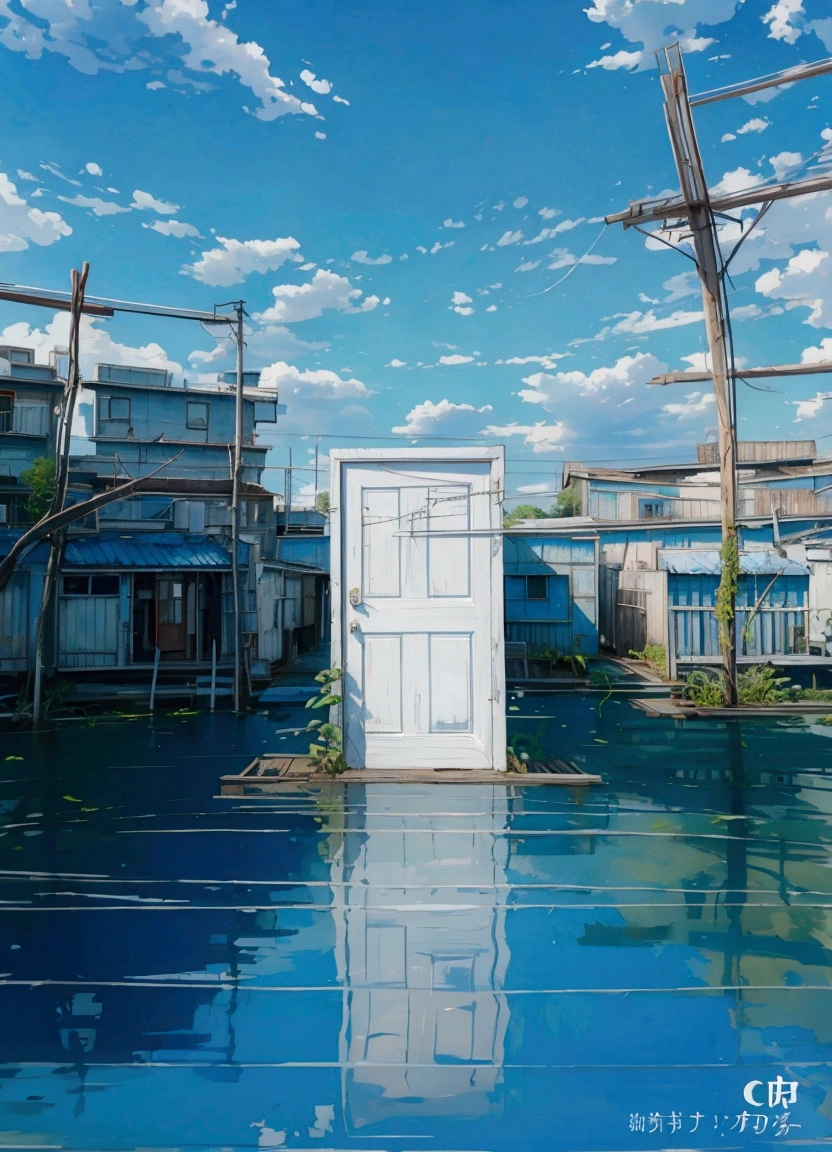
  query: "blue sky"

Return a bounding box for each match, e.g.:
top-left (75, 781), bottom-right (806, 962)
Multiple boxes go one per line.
top-left (2, 0), bottom-right (832, 504)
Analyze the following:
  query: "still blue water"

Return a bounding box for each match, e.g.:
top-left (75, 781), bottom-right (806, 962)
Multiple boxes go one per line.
top-left (0, 690), bottom-right (831, 1150)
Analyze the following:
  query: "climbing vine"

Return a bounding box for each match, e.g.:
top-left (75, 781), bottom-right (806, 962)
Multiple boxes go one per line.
top-left (715, 531), bottom-right (739, 641)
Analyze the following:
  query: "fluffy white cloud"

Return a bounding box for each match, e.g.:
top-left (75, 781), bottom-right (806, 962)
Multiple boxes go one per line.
top-left (516, 260), bottom-right (541, 272)
top-left (737, 117), bottom-right (770, 134)
top-left (144, 218), bottom-right (201, 238)
top-left (661, 391), bottom-right (716, 418)
top-left (497, 229), bottom-right (524, 246)
top-left (0, 172), bottom-right (71, 250)
top-left (386, 358), bottom-right (407, 367)
top-left (584, 0), bottom-right (743, 72)
top-left (438, 354), bottom-right (475, 365)
top-left (755, 247), bottom-right (831, 326)
top-left (586, 48), bottom-right (643, 70)
top-left (801, 336), bottom-right (832, 364)
top-left (299, 68), bottom-right (332, 94)
top-left (85, 161), bottom-right (103, 176)
top-left (498, 353), bottom-right (567, 369)
top-left (188, 341), bottom-right (230, 365)
top-left (762, 0), bottom-right (804, 42)
top-left (392, 398), bottom-right (493, 436)
top-left (182, 235), bottom-right (301, 286)
top-left (516, 483), bottom-right (551, 495)
top-left (352, 250), bottom-right (393, 265)
top-left (130, 188), bottom-right (180, 214)
top-left (517, 352), bottom-right (666, 407)
top-left (711, 166), bottom-right (765, 196)
top-left (792, 390), bottom-right (832, 420)
top-left (260, 360), bottom-right (371, 400)
top-left (538, 207), bottom-right (560, 220)
top-left (548, 248), bottom-right (616, 271)
top-left (57, 193), bottom-right (130, 217)
top-left (443, 218), bottom-right (465, 228)
top-left (255, 269), bottom-right (380, 323)
top-left (588, 308), bottom-right (704, 341)
top-left (513, 196), bottom-right (528, 209)
top-left (481, 420), bottom-right (569, 453)
top-left (450, 290), bottom-right (474, 316)
top-left (431, 240), bottom-right (454, 254)
top-left (137, 0), bottom-right (318, 120)
top-left (769, 150), bottom-right (803, 181)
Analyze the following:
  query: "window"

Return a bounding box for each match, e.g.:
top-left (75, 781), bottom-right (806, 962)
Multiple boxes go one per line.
top-left (8, 349), bottom-right (32, 364)
top-left (158, 579), bottom-right (183, 624)
top-left (186, 401), bottom-right (209, 430)
top-left (62, 575), bottom-right (119, 596)
top-left (639, 499), bottom-right (669, 519)
top-left (254, 399), bottom-right (277, 423)
top-left (0, 392), bottom-right (13, 433)
top-left (101, 396), bottom-right (131, 422)
top-left (526, 575), bottom-right (548, 600)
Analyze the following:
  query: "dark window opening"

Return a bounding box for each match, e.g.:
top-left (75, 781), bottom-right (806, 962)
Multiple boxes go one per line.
top-left (186, 401), bottom-right (209, 430)
top-left (639, 499), bottom-right (669, 519)
top-left (91, 574), bottom-right (119, 595)
top-left (101, 396), bottom-right (131, 422)
top-left (526, 575), bottom-right (548, 600)
top-left (0, 392), bottom-right (13, 433)
top-left (63, 574), bottom-right (119, 595)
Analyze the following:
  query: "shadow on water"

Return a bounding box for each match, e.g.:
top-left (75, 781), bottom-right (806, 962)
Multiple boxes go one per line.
top-left (0, 694), bottom-right (830, 1149)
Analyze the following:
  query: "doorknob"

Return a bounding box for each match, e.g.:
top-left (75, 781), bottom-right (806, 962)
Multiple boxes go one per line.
top-left (349, 619), bottom-right (360, 634)
top-left (348, 587), bottom-right (361, 606)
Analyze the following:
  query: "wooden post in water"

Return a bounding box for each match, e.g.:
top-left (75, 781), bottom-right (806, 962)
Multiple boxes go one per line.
top-left (150, 646), bottom-right (160, 711)
top-left (210, 639), bottom-right (217, 712)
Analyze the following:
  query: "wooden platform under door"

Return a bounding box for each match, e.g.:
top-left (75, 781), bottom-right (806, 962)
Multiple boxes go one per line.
top-left (220, 755), bottom-right (602, 794)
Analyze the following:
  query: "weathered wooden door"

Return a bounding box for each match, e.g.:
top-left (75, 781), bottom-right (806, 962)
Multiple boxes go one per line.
top-left (332, 449), bottom-right (505, 770)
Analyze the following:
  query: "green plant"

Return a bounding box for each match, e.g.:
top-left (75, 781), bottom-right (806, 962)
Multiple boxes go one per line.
top-left (550, 488), bottom-right (581, 518)
top-left (504, 503), bottom-right (548, 526)
top-left (537, 648), bottom-right (587, 677)
top-left (506, 745), bottom-right (528, 773)
top-left (508, 723), bottom-right (547, 764)
top-left (628, 644), bottom-right (667, 676)
top-left (18, 456), bottom-right (55, 522)
top-left (304, 667), bottom-right (346, 775)
top-left (589, 669), bottom-right (614, 713)
top-left (683, 670), bottom-right (726, 707)
top-left (737, 663), bottom-right (791, 704)
top-left (314, 490), bottom-right (330, 513)
top-left (43, 680), bottom-right (70, 717)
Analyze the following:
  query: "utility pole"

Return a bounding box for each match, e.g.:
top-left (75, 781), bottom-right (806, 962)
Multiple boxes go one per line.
top-left (286, 447), bottom-right (293, 532)
top-left (230, 301), bottom-right (245, 714)
top-left (33, 263), bottom-right (89, 728)
top-left (606, 45), bottom-right (832, 706)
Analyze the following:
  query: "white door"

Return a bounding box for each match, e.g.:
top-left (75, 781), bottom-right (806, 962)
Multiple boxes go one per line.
top-left (332, 449), bottom-right (505, 770)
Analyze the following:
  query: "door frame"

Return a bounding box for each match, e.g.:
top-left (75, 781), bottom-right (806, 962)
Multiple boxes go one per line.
top-left (330, 447), bottom-right (506, 769)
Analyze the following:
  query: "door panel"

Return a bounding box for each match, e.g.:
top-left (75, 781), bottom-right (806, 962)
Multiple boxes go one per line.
top-left (339, 456), bottom-right (504, 769)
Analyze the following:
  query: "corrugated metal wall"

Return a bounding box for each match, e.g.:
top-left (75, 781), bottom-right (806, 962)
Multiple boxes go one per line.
top-left (0, 571), bottom-right (30, 669)
top-left (58, 596), bottom-right (119, 668)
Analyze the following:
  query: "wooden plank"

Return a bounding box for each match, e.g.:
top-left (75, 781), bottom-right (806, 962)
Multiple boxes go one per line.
top-left (219, 759), bottom-right (602, 793)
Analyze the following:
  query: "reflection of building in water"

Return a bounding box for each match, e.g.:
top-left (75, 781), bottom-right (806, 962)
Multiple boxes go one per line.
top-left (333, 784), bottom-right (511, 1132)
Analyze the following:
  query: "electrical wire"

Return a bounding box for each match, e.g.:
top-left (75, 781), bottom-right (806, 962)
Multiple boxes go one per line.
top-left (526, 223), bottom-right (609, 297)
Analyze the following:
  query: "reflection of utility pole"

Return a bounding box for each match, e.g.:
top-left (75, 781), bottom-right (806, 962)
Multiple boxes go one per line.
top-left (606, 47), bottom-right (832, 706)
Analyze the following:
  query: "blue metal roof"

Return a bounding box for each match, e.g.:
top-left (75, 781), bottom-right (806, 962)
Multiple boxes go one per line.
top-left (63, 532), bottom-right (232, 570)
top-left (659, 548), bottom-right (809, 576)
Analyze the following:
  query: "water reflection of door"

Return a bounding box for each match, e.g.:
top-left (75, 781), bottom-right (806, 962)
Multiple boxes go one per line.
top-left (336, 785), bottom-right (511, 1132)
